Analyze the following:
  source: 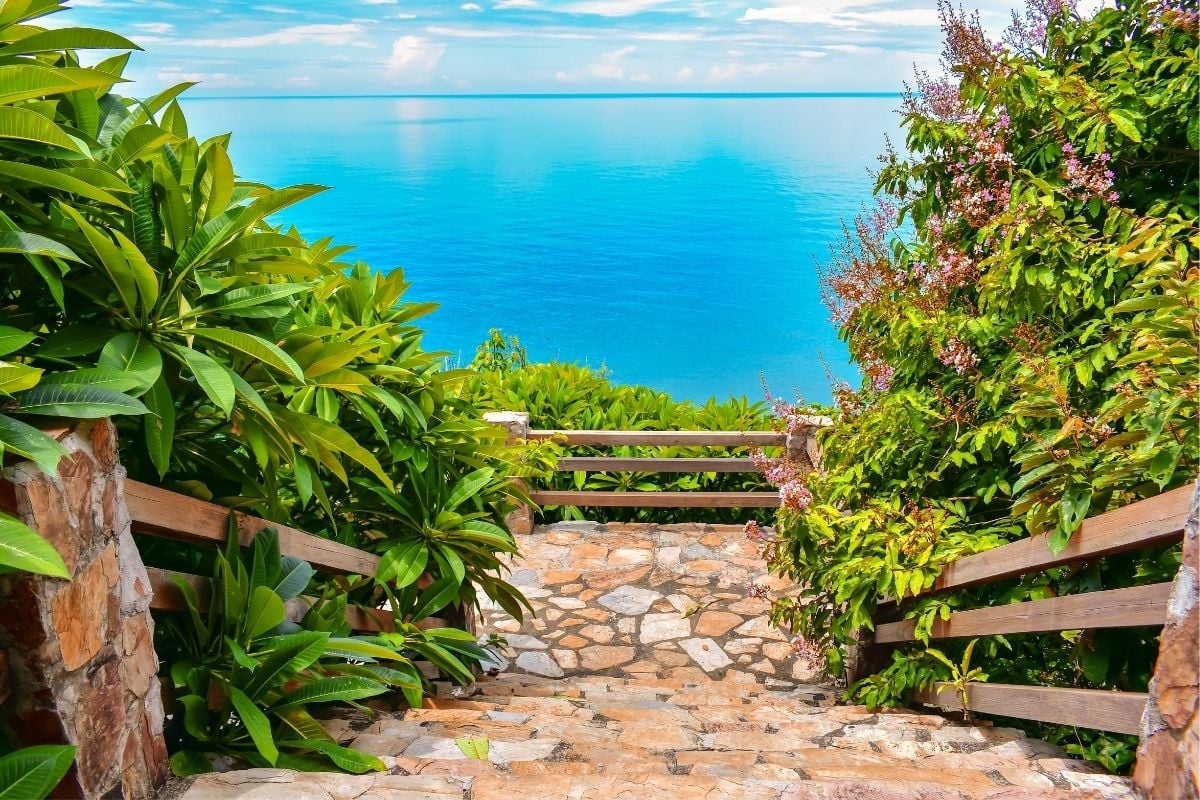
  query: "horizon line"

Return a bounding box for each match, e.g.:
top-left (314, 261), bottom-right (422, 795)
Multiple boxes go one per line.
top-left (183, 91), bottom-right (904, 101)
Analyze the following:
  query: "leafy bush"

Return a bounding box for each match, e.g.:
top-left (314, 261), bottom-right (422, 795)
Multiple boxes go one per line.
top-left (0, 0), bottom-right (526, 773)
top-left (465, 330), bottom-right (781, 523)
top-left (162, 529), bottom-right (492, 774)
top-left (761, 0), bottom-right (1197, 772)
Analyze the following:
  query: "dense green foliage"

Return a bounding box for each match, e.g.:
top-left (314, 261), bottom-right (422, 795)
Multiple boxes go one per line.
top-left (0, 0), bottom-right (526, 773)
top-left (763, 0), bottom-right (1197, 772)
top-left (162, 529), bottom-right (492, 774)
top-left (466, 330), bottom-right (777, 523)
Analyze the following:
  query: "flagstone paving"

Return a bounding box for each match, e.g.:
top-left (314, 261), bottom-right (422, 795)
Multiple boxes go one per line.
top-left (180, 522), bottom-right (1140, 800)
top-left (478, 521), bottom-right (824, 685)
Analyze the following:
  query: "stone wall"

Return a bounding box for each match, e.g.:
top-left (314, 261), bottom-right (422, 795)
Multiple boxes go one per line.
top-left (1134, 481), bottom-right (1199, 800)
top-left (0, 420), bottom-right (168, 799)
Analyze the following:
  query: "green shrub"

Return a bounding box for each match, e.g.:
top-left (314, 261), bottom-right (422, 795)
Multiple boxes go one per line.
top-left (762, 0), bottom-right (1197, 772)
top-left (0, 0), bottom-right (526, 772)
top-left (465, 330), bottom-right (785, 524)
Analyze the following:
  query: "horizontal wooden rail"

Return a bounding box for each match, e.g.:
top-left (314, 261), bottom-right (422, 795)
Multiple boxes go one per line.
top-left (144, 567), bottom-right (459, 634)
top-left (922, 486), bottom-right (1192, 597)
top-left (912, 682), bottom-right (1148, 735)
top-left (528, 430), bottom-right (786, 447)
top-left (556, 457), bottom-right (757, 473)
top-left (875, 582), bottom-right (1172, 644)
top-left (529, 490), bottom-right (780, 508)
top-left (126, 480), bottom-right (379, 577)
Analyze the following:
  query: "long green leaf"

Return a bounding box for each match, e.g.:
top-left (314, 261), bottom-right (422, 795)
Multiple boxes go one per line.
top-left (244, 585), bottom-right (285, 640)
top-left (268, 676), bottom-right (387, 712)
top-left (0, 413), bottom-right (66, 473)
top-left (0, 160), bottom-right (128, 208)
top-left (227, 685), bottom-right (278, 766)
top-left (0, 513), bottom-right (69, 578)
top-left (13, 384), bottom-right (147, 417)
top-left (0, 744), bottom-right (77, 799)
top-left (177, 346), bottom-right (235, 417)
top-left (0, 106), bottom-right (80, 152)
top-left (190, 328), bottom-right (304, 380)
top-left (0, 231), bottom-right (83, 262)
top-left (0, 326), bottom-right (34, 357)
top-left (0, 27), bottom-right (140, 56)
top-left (377, 539), bottom-right (428, 588)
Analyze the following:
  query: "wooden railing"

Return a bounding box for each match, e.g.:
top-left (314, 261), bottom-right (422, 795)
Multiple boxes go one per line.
top-left (856, 485), bottom-right (1194, 735)
top-left (125, 480), bottom-right (421, 633)
top-left (529, 429), bottom-right (783, 508)
top-left (485, 413), bottom-right (832, 510)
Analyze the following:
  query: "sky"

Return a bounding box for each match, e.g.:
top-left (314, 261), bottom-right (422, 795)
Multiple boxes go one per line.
top-left (58, 0), bottom-right (1031, 95)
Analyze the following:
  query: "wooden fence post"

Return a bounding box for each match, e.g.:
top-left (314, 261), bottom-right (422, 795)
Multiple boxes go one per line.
top-left (483, 411), bottom-right (535, 535)
top-left (1134, 480), bottom-right (1199, 800)
top-left (785, 415), bottom-right (833, 473)
top-left (0, 420), bottom-right (168, 800)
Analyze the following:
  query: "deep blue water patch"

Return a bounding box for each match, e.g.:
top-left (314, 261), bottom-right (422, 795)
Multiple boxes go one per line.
top-left (183, 95), bottom-right (901, 403)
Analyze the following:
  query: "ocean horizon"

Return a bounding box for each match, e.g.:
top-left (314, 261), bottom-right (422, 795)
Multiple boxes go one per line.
top-left (184, 94), bottom-right (903, 403)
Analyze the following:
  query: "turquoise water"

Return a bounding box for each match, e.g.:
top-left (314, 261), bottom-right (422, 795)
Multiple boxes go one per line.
top-left (183, 95), bottom-right (901, 403)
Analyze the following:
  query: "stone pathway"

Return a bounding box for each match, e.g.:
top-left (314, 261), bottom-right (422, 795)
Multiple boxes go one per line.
top-left (179, 522), bottom-right (1140, 800)
top-left (183, 672), bottom-right (1135, 799)
top-left (479, 521), bottom-right (821, 684)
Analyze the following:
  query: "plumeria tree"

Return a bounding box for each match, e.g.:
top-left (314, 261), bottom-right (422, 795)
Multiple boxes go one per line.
top-left (756, 0), bottom-right (1197, 772)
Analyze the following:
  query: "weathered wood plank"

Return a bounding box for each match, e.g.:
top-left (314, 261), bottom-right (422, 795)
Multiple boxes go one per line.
top-left (529, 490), bottom-right (780, 508)
top-left (146, 567), bottom-right (412, 633)
top-left (556, 457), bottom-right (757, 473)
top-left (125, 480), bottom-right (379, 577)
top-left (874, 582), bottom-right (1172, 644)
top-left (921, 487), bottom-right (1192, 597)
top-left (912, 682), bottom-right (1148, 735)
top-left (527, 430), bottom-right (786, 447)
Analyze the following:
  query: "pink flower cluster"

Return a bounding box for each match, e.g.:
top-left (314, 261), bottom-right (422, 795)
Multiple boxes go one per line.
top-left (938, 337), bottom-right (980, 373)
top-left (750, 447), bottom-right (812, 513)
top-left (1062, 143), bottom-right (1118, 203)
top-left (746, 582), bottom-right (771, 599)
top-left (743, 519), bottom-right (772, 542)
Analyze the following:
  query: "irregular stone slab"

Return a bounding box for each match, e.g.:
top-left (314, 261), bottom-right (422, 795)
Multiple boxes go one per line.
top-left (694, 611), bottom-right (743, 637)
top-left (640, 613), bottom-right (691, 644)
top-left (505, 634), bottom-right (549, 650)
top-left (680, 638), bottom-right (733, 672)
top-left (580, 645), bottom-right (636, 670)
top-left (516, 651), bottom-right (564, 678)
top-left (180, 770), bottom-right (462, 799)
top-left (597, 585), bottom-right (662, 615)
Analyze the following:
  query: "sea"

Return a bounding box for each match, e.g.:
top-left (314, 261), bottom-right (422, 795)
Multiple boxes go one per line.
top-left (183, 95), bottom-right (903, 404)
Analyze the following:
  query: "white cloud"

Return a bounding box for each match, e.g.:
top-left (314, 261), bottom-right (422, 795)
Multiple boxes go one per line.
top-left (461, 2), bottom-right (483, 8)
top-left (134, 22), bottom-right (173, 34)
top-left (630, 71), bottom-right (651, 81)
top-left (156, 68), bottom-right (252, 88)
top-left (425, 26), bottom-right (511, 38)
top-left (287, 75), bottom-right (313, 85)
top-left (707, 61), bottom-right (773, 82)
top-left (676, 65), bottom-right (694, 80)
top-left (555, 70), bottom-right (576, 81)
top-left (589, 45), bottom-right (635, 78)
top-left (166, 24), bottom-right (368, 49)
top-left (740, 1), bottom-right (940, 28)
top-left (386, 35), bottom-right (446, 79)
top-left (494, 0), bottom-right (540, 7)
top-left (561, 0), bottom-right (686, 15)
top-left (363, 0), bottom-right (398, 4)
top-left (252, 5), bottom-right (297, 13)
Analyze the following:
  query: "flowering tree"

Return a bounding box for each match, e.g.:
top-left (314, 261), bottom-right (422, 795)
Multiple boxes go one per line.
top-left (758, 0), bottom-right (1197, 771)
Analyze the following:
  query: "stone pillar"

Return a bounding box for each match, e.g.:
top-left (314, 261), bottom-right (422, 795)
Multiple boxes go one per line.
top-left (0, 420), bottom-right (168, 799)
top-left (785, 415), bottom-right (833, 473)
top-left (1134, 481), bottom-right (1199, 800)
top-left (483, 411), bottom-right (535, 536)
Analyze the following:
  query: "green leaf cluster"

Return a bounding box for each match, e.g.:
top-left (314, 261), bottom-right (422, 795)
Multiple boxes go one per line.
top-left (765, 0), bottom-right (1197, 772)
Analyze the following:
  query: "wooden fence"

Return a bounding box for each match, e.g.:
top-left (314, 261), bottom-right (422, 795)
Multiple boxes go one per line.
top-left (853, 485), bottom-right (1194, 735)
top-left (124, 480), bottom-right (448, 633)
top-left (502, 418), bottom-right (832, 509)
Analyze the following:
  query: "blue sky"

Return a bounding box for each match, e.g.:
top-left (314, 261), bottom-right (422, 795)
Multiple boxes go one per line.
top-left (60, 0), bottom-right (1028, 95)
